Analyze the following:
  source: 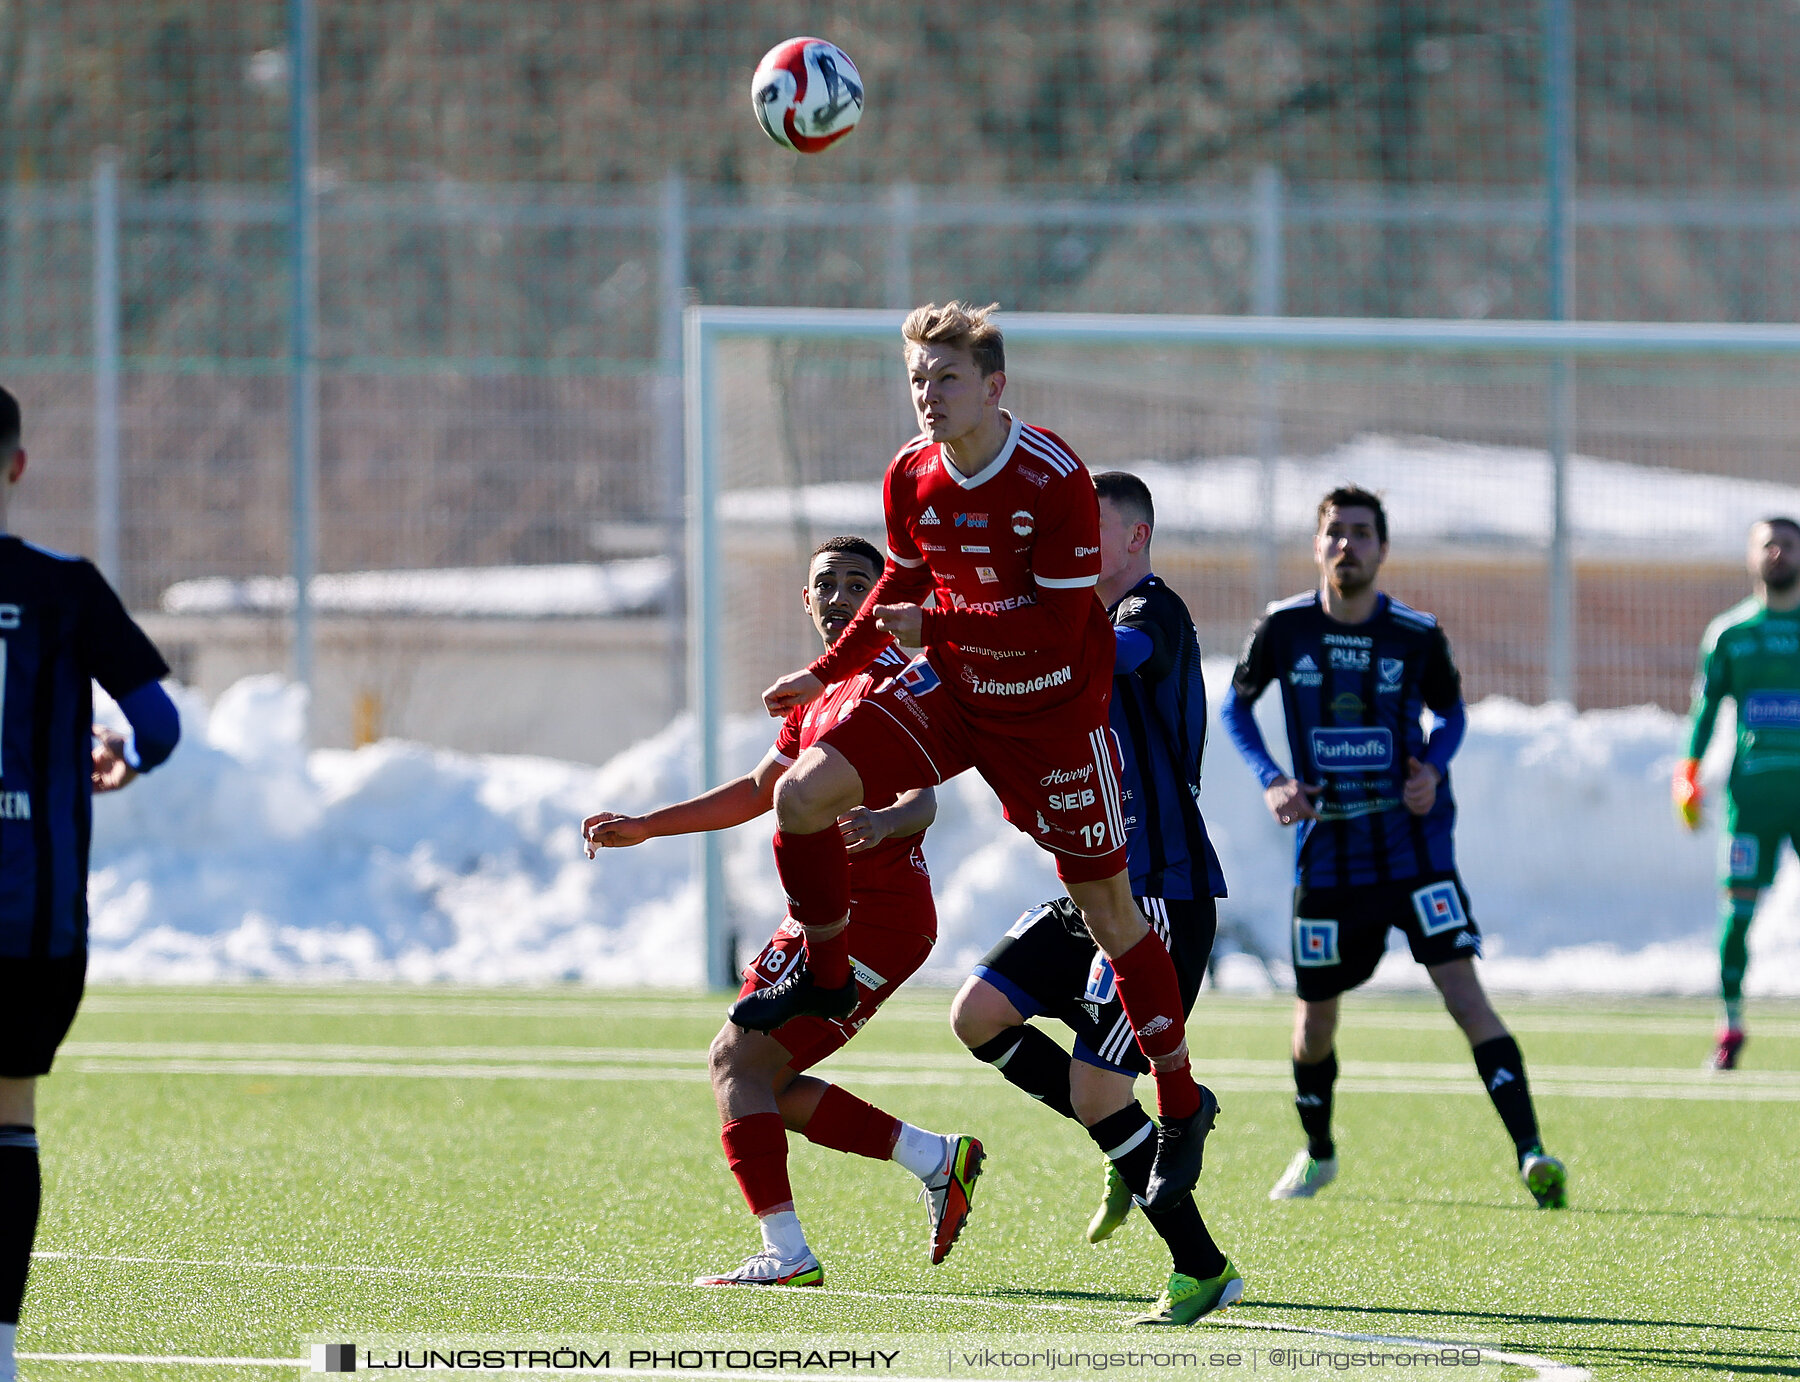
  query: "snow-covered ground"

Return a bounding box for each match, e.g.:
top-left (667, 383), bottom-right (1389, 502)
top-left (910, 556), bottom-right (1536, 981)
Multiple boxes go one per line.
top-left (721, 433), bottom-right (1800, 559)
top-left (89, 669), bottom-right (1800, 996)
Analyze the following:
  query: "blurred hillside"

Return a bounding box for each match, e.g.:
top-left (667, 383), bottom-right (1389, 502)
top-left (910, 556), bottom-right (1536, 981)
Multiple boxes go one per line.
top-left (10, 0), bottom-right (1800, 192)
top-left (5, 0), bottom-right (1800, 717)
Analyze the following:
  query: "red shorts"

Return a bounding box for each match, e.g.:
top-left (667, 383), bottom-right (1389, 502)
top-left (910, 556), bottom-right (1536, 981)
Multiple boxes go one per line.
top-left (819, 656), bottom-right (1129, 884)
top-left (737, 897), bottom-right (935, 1072)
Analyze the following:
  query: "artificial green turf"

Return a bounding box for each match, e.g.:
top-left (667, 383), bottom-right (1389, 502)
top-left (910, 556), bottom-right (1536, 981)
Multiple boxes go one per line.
top-left (19, 987), bottom-right (1800, 1381)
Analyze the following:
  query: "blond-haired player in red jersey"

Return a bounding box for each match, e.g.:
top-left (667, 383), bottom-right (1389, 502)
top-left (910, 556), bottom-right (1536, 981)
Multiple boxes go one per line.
top-left (753, 303), bottom-right (1215, 1210)
top-left (584, 536), bottom-right (982, 1287)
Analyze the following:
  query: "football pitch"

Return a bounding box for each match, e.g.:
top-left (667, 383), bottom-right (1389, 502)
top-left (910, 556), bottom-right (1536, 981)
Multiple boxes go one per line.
top-left (19, 986), bottom-right (1800, 1381)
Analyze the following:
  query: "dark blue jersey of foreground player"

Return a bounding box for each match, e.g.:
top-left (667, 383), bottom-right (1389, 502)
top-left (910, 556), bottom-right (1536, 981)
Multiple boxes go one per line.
top-left (1222, 590), bottom-right (1467, 889)
top-left (1109, 574), bottom-right (1227, 901)
top-left (1, 535), bottom-right (176, 958)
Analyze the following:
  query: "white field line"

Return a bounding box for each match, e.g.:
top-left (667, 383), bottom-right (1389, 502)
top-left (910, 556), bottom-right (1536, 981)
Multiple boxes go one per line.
top-left (56, 1043), bottom-right (1800, 1101)
top-left (16, 1361), bottom-right (1586, 1382)
top-left (1231, 1320), bottom-right (1589, 1381)
top-left (59, 1041), bottom-right (1800, 1085)
top-left (19, 1258), bottom-right (1592, 1380)
top-left (72, 992), bottom-right (1800, 1040)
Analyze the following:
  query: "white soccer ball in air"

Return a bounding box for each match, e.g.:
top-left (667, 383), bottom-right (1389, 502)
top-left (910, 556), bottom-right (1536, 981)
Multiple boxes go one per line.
top-left (751, 37), bottom-right (864, 154)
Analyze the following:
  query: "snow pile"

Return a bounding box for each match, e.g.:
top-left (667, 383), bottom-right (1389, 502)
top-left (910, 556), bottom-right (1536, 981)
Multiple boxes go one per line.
top-left (721, 434), bottom-right (1800, 559)
top-left (89, 670), bottom-right (1800, 994)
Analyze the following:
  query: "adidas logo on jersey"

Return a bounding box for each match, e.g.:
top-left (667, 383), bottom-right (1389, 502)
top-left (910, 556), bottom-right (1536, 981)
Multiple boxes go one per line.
top-left (1296, 654), bottom-right (1318, 671)
top-left (920, 506), bottom-right (940, 525)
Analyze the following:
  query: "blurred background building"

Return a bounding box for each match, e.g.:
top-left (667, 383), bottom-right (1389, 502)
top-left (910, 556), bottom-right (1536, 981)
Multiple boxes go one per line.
top-left (7, 1), bottom-right (1800, 757)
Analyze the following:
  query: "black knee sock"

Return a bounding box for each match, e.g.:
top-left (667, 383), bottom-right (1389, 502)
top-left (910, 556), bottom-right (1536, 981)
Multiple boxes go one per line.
top-left (1471, 1036), bottom-right (1541, 1162)
top-left (1086, 1104), bottom-right (1227, 1281)
top-left (1293, 1051), bottom-right (1337, 1161)
top-left (0, 1126), bottom-right (40, 1325)
top-left (969, 1026), bottom-right (1076, 1121)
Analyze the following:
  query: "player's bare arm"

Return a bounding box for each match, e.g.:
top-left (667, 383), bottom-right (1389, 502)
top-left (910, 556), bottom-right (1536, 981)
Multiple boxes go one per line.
top-left (1264, 775), bottom-right (1322, 826)
top-left (1403, 757), bottom-right (1441, 816)
top-left (839, 786), bottom-right (935, 855)
top-left (89, 727), bottom-right (138, 794)
top-left (584, 750), bottom-right (785, 855)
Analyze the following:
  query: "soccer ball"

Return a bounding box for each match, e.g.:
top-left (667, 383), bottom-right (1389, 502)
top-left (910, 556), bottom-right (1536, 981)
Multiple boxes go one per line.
top-left (751, 38), bottom-right (864, 153)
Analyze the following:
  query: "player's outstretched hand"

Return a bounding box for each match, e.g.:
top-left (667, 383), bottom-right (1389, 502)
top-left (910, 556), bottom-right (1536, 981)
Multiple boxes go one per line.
top-left (1264, 775), bottom-right (1321, 827)
top-left (1672, 757), bottom-right (1703, 830)
top-left (871, 603), bottom-right (923, 648)
top-left (90, 727), bottom-right (138, 793)
top-left (1403, 756), bottom-right (1441, 816)
top-left (763, 670), bottom-right (825, 717)
top-left (583, 811), bottom-right (651, 856)
top-left (837, 805), bottom-right (889, 855)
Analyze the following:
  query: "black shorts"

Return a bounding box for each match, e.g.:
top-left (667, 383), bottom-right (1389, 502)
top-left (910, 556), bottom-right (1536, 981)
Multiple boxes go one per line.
top-left (1291, 871), bottom-right (1481, 1002)
top-left (0, 951), bottom-right (87, 1078)
top-left (973, 895), bottom-right (1216, 1076)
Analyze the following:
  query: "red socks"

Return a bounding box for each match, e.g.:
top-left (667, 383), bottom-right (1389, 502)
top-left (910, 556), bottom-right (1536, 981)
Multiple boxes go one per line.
top-left (772, 827), bottom-right (852, 987)
top-left (1111, 931), bottom-right (1200, 1120)
top-left (800, 1084), bottom-right (901, 1162)
top-left (720, 1112), bottom-right (792, 1216)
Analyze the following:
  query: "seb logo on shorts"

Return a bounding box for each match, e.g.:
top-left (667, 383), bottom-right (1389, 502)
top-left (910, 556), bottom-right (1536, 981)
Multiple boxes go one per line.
top-left (1309, 727), bottom-right (1394, 772)
top-left (1041, 762), bottom-right (1096, 812)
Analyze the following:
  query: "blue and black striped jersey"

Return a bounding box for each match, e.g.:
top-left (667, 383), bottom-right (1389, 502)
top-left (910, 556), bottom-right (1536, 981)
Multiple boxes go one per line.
top-left (1231, 591), bottom-right (1462, 889)
top-left (1109, 574), bottom-right (1227, 901)
top-left (0, 535), bottom-right (170, 958)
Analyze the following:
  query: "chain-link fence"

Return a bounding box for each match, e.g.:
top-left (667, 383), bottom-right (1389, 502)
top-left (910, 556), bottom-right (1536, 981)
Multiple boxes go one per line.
top-left (7, 1), bottom-right (1800, 753)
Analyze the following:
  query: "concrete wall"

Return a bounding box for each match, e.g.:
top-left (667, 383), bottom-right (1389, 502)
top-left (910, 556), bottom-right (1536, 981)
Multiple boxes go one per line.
top-left (140, 614), bottom-right (677, 766)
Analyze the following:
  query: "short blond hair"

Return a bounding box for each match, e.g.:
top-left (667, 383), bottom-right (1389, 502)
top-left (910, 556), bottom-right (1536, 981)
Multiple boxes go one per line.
top-left (902, 300), bottom-right (1005, 377)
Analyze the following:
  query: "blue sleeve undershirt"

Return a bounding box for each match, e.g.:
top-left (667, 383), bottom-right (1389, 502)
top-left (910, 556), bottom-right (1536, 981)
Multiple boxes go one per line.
top-left (115, 681), bottom-right (181, 772)
top-left (1113, 625), bottom-right (1154, 674)
top-left (1221, 684), bottom-right (1286, 789)
top-left (1421, 701), bottom-right (1466, 778)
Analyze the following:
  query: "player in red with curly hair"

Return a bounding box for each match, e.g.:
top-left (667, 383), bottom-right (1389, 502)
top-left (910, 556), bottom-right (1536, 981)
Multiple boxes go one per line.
top-left (584, 536), bottom-right (980, 1288)
top-left (752, 303), bottom-right (1213, 1210)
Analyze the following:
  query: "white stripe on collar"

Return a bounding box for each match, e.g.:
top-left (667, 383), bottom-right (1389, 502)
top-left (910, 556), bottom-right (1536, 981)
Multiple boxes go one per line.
top-left (938, 413), bottom-right (1022, 491)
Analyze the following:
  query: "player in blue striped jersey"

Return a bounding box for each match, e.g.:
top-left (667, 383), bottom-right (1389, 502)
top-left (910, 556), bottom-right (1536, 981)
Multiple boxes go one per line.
top-left (0, 385), bottom-right (180, 1381)
top-left (950, 473), bottom-right (1240, 1326)
top-left (1221, 486), bottom-right (1565, 1210)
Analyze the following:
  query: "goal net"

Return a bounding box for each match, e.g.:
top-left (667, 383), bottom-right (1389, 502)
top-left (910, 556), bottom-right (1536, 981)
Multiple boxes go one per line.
top-left (685, 307), bottom-right (1800, 986)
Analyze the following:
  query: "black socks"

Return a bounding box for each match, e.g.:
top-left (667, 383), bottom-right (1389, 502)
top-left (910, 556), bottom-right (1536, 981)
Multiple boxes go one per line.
top-left (0, 1126), bottom-right (40, 1326)
top-left (969, 1026), bottom-right (1077, 1120)
top-left (1293, 1051), bottom-right (1338, 1161)
top-left (1471, 1035), bottom-right (1541, 1161)
top-left (1085, 1104), bottom-right (1227, 1281)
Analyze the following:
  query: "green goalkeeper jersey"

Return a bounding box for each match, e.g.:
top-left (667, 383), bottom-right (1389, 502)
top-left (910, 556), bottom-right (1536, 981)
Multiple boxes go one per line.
top-left (1686, 597), bottom-right (1800, 781)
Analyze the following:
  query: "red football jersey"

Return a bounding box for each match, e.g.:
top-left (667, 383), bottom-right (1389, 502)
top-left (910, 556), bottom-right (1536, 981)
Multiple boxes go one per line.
top-left (813, 413), bottom-right (1113, 737)
top-left (774, 641), bottom-right (933, 913)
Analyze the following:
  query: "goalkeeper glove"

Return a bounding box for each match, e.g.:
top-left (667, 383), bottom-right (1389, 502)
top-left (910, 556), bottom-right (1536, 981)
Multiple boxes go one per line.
top-left (1672, 758), bottom-right (1703, 830)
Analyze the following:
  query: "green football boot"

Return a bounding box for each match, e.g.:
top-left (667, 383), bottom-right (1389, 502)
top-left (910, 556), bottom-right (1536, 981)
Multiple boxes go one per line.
top-left (1521, 1149), bottom-right (1568, 1209)
top-left (1129, 1262), bottom-right (1245, 1326)
top-left (1086, 1157), bottom-right (1134, 1243)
